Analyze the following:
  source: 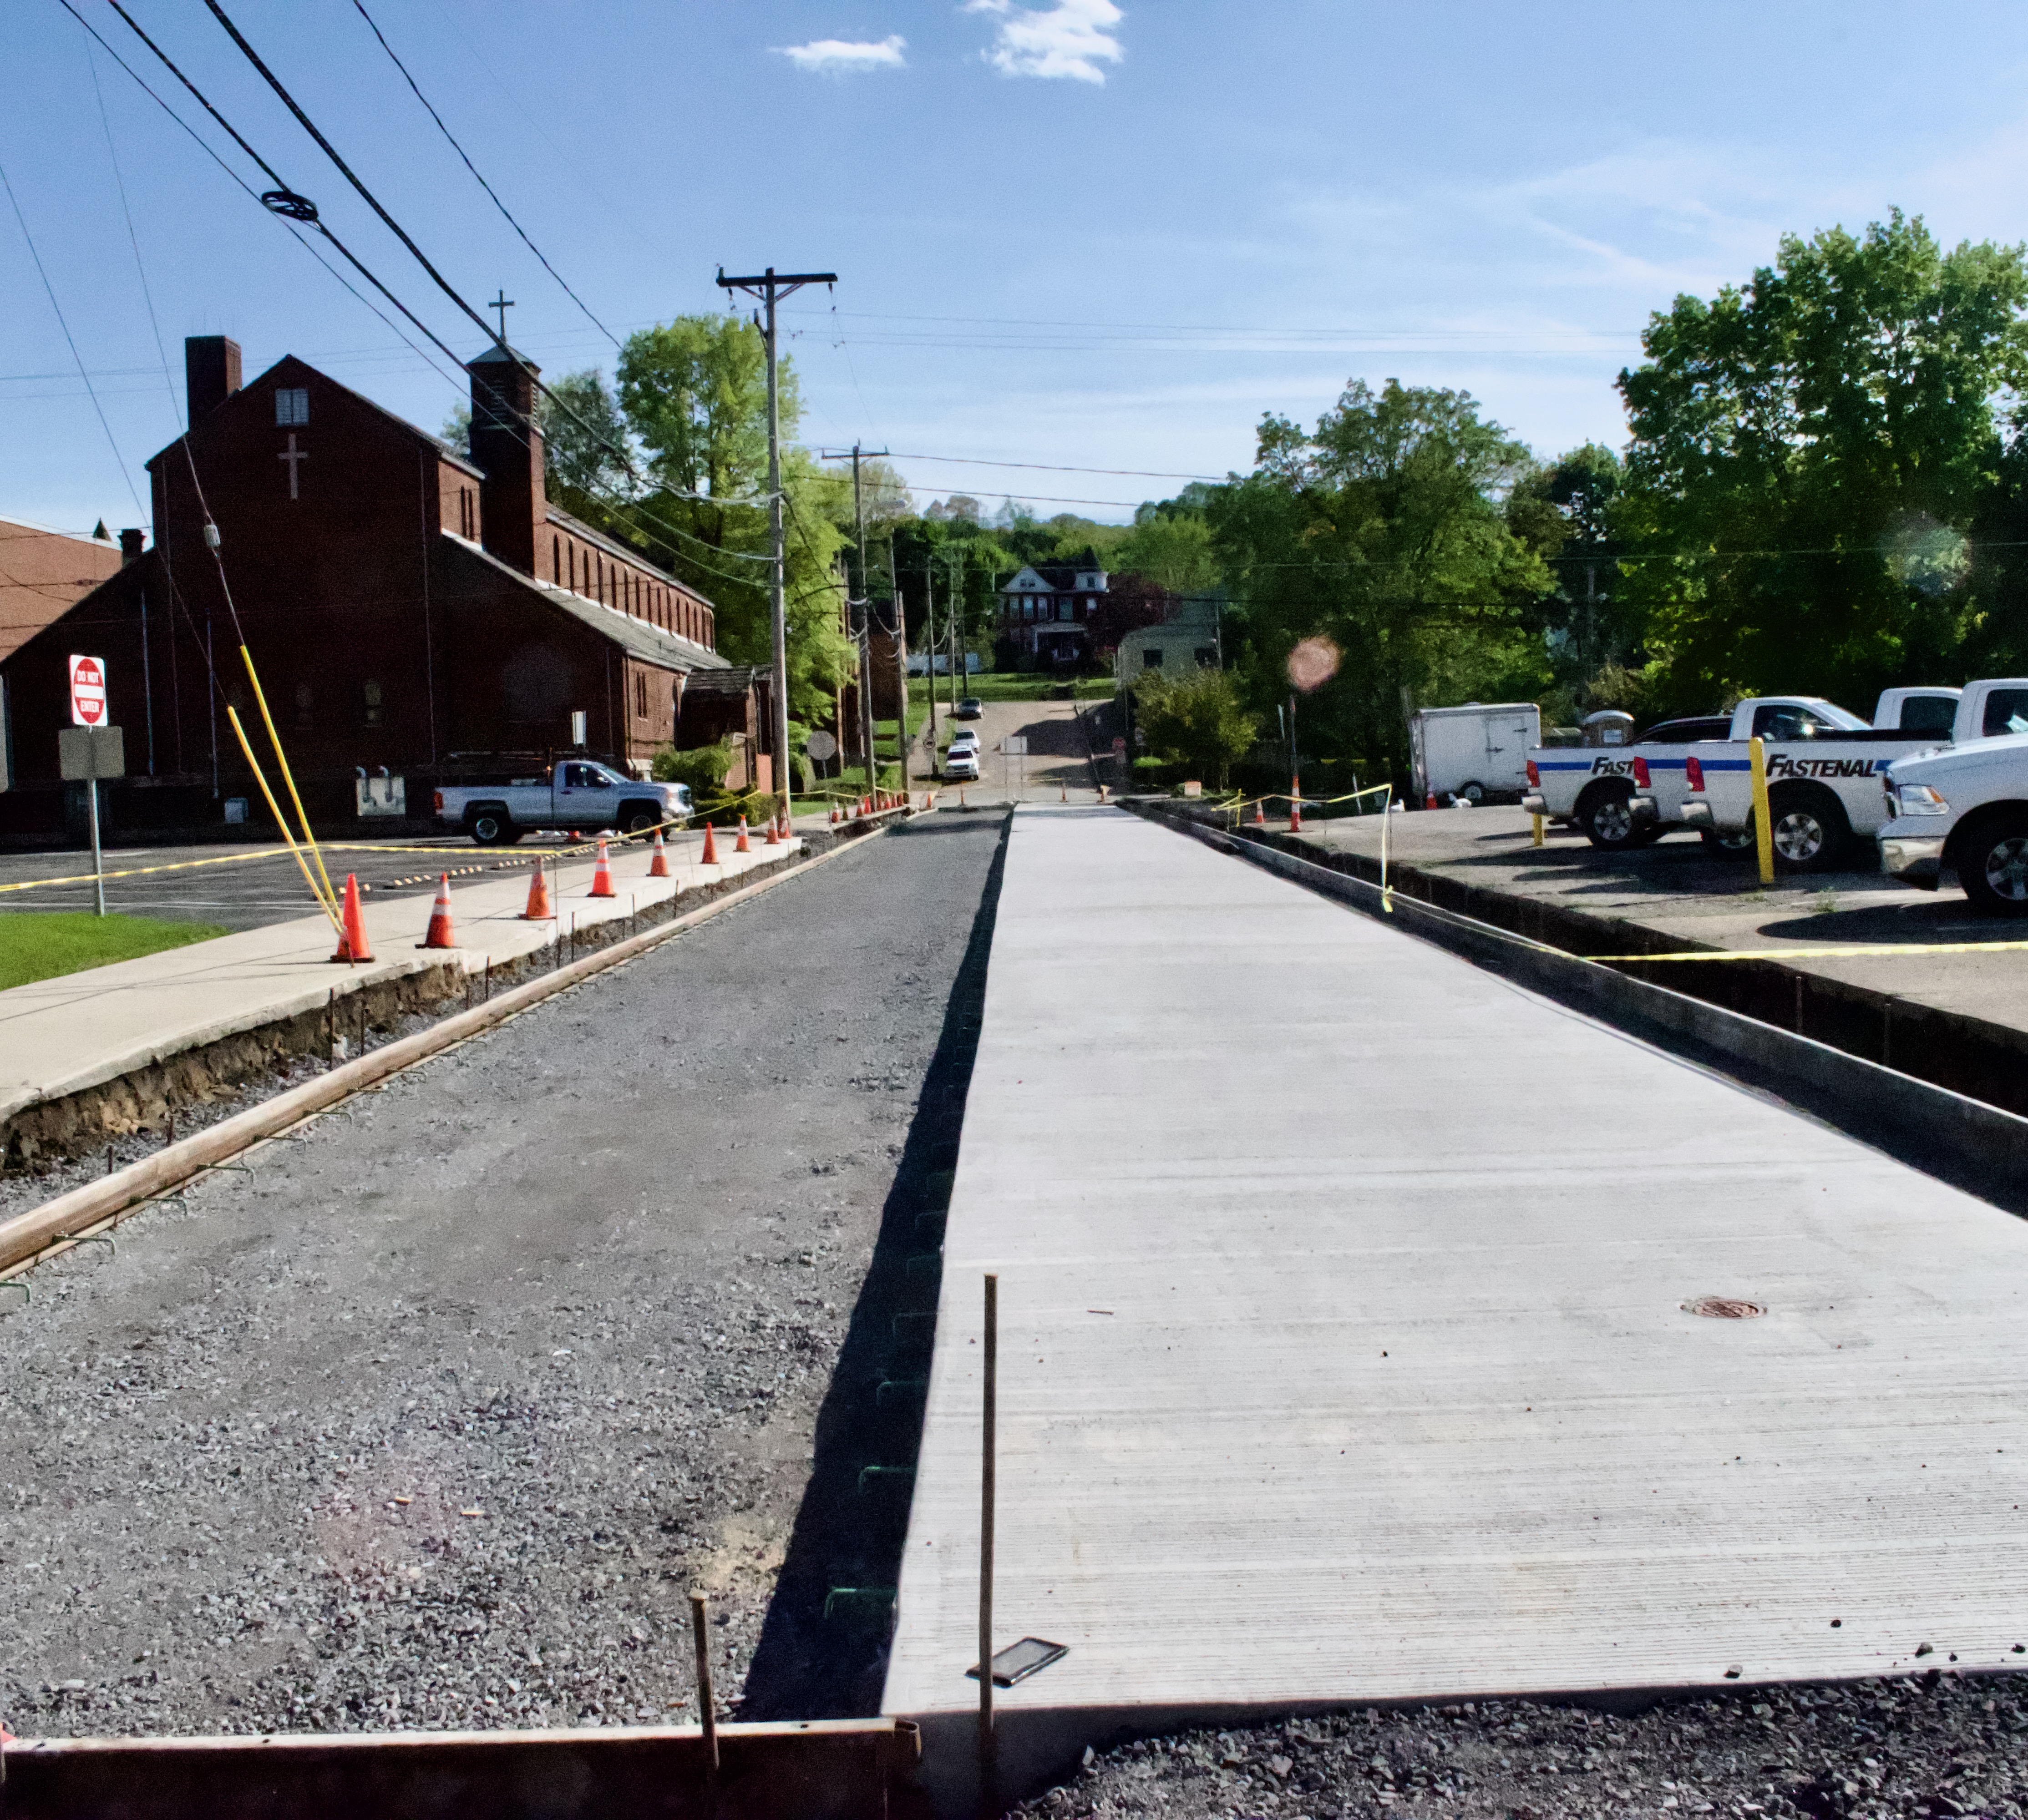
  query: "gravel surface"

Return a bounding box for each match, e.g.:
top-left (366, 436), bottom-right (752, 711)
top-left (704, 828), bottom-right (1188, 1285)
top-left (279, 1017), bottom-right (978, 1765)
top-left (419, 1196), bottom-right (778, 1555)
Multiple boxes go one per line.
top-left (1015, 1677), bottom-right (2028, 1820)
top-left (0, 812), bottom-right (1007, 1740)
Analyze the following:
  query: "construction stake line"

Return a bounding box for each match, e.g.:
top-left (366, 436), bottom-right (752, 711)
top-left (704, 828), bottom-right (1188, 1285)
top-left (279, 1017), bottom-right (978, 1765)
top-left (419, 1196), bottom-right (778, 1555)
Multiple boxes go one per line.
top-left (0, 828), bottom-right (896, 1281)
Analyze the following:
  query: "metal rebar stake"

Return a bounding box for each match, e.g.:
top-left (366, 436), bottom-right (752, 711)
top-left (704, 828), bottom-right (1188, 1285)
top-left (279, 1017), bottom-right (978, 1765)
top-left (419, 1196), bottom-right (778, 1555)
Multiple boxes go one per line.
top-left (979, 1271), bottom-right (999, 1809)
top-left (690, 1591), bottom-right (719, 1777)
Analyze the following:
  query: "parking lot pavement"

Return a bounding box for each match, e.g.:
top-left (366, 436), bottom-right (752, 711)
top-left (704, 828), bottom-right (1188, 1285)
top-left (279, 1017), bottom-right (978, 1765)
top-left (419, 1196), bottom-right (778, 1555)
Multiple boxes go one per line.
top-left (0, 832), bottom-right (584, 932)
top-left (1295, 802), bottom-right (2028, 1037)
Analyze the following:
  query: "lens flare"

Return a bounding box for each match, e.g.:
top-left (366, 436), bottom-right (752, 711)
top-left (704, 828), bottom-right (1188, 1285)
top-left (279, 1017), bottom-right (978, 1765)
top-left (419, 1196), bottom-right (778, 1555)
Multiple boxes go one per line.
top-left (1287, 636), bottom-right (1341, 694)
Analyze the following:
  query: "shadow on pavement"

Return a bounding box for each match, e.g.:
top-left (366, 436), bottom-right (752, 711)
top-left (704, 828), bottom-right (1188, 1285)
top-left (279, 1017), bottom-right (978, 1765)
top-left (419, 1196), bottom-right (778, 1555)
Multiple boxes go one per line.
top-left (1756, 899), bottom-right (2007, 943)
top-left (739, 810), bottom-right (1012, 1722)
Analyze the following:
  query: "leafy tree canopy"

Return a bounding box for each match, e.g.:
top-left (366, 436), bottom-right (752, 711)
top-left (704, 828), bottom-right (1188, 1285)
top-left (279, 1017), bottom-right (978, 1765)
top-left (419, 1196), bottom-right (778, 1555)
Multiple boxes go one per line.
top-left (1210, 378), bottom-right (1553, 775)
top-left (1616, 210), bottom-right (2028, 713)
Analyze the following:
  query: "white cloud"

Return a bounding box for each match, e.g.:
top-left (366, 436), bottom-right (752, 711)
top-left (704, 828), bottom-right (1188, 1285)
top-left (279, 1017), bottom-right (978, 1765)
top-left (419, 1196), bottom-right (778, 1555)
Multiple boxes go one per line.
top-left (776, 35), bottom-right (907, 75)
top-left (966, 0), bottom-right (1123, 84)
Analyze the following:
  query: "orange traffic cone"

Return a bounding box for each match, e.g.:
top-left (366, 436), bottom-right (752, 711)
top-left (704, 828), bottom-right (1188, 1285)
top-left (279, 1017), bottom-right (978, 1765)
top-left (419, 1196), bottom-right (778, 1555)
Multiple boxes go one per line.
top-left (778, 809), bottom-right (791, 839)
top-left (519, 858), bottom-right (553, 920)
top-left (649, 831), bottom-right (670, 878)
top-left (330, 873), bottom-right (374, 963)
top-left (735, 816), bottom-right (751, 853)
top-left (588, 839), bottom-right (616, 898)
top-left (1060, 782), bottom-right (1067, 802)
top-left (700, 820), bottom-right (720, 865)
top-left (765, 813), bottom-right (781, 846)
top-left (1425, 792), bottom-right (1438, 810)
top-left (829, 806), bottom-right (838, 825)
top-left (417, 874), bottom-right (456, 949)
top-left (1253, 800), bottom-right (1265, 826)
top-left (1290, 801), bottom-right (1303, 833)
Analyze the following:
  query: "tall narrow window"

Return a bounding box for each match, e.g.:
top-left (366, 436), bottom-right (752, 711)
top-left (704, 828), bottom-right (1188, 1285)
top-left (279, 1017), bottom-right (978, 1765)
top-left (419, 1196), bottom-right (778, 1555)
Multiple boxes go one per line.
top-left (553, 536), bottom-right (561, 582)
top-left (568, 544), bottom-right (576, 591)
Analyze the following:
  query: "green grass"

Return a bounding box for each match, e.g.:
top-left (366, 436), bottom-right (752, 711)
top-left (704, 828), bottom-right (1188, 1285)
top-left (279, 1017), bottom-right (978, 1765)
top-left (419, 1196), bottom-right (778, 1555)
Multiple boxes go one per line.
top-left (908, 674), bottom-right (1113, 705)
top-left (0, 912), bottom-right (229, 991)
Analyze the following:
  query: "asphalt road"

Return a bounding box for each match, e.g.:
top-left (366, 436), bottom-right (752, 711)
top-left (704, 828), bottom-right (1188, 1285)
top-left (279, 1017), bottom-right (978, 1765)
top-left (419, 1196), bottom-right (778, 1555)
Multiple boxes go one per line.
top-left (0, 833), bottom-right (519, 933)
top-left (0, 809), bottom-right (1008, 1739)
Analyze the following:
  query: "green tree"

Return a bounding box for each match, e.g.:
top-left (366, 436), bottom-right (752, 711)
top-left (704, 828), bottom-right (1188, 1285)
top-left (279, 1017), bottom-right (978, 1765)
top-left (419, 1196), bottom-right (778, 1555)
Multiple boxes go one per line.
top-left (1132, 667), bottom-right (1259, 788)
top-left (1506, 443), bottom-right (1634, 705)
top-left (1115, 510), bottom-right (1219, 596)
top-left (1617, 210), bottom-right (2028, 713)
top-left (1211, 378), bottom-right (1553, 779)
top-left (611, 315), bottom-right (852, 718)
top-left (537, 369), bottom-right (632, 507)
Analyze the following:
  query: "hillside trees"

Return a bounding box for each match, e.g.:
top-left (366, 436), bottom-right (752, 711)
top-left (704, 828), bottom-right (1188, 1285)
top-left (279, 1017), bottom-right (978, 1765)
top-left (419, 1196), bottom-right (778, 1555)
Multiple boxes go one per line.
top-left (1616, 211), bottom-right (2028, 712)
top-left (1210, 379), bottom-right (1555, 776)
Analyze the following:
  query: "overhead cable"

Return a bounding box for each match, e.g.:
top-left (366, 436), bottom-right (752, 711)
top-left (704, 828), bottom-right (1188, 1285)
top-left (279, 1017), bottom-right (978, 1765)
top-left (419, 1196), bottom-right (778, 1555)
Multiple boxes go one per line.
top-left (347, 0), bottom-right (622, 349)
top-left (0, 157), bottom-right (146, 518)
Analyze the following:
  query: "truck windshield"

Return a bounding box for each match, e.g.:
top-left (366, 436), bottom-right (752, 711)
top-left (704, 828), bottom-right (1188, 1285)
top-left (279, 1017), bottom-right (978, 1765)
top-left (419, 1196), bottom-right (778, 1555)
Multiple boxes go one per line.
top-left (1752, 702), bottom-right (1867, 740)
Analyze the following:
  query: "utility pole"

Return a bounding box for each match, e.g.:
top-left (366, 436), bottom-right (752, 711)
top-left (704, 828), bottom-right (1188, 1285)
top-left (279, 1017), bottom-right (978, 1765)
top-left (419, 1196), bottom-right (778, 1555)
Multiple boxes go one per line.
top-left (716, 265), bottom-right (837, 821)
top-left (948, 546), bottom-right (964, 716)
top-left (822, 443), bottom-right (890, 788)
top-left (924, 555), bottom-right (939, 754)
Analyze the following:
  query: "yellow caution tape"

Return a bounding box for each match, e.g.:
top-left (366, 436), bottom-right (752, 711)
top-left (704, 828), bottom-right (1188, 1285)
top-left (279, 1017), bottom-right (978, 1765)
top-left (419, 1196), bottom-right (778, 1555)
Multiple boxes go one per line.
top-left (0, 845), bottom-right (296, 895)
top-left (1595, 941), bottom-right (2028, 963)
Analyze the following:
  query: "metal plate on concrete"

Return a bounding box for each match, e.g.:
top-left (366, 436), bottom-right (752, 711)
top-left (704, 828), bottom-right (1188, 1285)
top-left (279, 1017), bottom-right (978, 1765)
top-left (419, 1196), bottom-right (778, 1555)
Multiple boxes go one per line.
top-left (884, 805), bottom-right (2028, 1735)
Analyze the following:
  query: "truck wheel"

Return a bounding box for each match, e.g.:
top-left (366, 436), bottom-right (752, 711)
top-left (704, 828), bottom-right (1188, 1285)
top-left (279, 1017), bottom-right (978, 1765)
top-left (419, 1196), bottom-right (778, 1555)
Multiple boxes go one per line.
top-left (1764, 786), bottom-right (1849, 872)
top-left (619, 804), bottom-right (661, 835)
top-left (1579, 784), bottom-right (1657, 851)
top-left (1699, 824), bottom-right (1757, 858)
top-left (1957, 815), bottom-right (2028, 916)
top-left (467, 809), bottom-right (514, 846)
top-left (1457, 780), bottom-right (1485, 804)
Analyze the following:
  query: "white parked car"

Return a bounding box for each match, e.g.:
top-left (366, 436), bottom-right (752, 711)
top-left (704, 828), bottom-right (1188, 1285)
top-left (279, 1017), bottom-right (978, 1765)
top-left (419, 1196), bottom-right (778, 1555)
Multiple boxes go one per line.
top-left (943, 747), bottom-right (980, 781)
top-left (947, 729), bottom-right (980, 753)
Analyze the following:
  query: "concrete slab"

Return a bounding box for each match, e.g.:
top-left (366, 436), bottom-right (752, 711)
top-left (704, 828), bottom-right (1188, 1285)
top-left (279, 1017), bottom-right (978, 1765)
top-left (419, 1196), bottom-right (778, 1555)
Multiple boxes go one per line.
top-left (884, 805), bottom-right (2028, 1777)
top-left (0, 830), bottom-right (800, 1122)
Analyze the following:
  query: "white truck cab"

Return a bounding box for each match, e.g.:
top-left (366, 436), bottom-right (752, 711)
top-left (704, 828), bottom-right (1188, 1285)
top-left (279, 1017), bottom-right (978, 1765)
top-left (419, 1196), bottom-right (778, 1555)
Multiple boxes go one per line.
top-left (1878, 680), bottom-right (2028, 911)
top-left (1523, 698), bottom-right (1861, 851)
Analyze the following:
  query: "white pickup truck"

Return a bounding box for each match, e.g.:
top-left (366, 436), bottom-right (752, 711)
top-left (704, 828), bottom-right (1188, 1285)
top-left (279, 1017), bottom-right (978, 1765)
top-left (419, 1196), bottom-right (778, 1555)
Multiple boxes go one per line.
top-left (1877, 681), bottom-right (2028, 913)
top-left (1673, 685), bottom-right (2014, 872)
top-left (434, 760), bottom-right (693, 845)
top-left (1523, 700), bottom-right (1868, 852)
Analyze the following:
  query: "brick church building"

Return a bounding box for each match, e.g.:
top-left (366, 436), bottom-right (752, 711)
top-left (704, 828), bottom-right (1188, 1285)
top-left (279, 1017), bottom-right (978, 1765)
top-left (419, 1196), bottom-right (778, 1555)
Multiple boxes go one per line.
top-left (0, 334), bottom-right (744, 841)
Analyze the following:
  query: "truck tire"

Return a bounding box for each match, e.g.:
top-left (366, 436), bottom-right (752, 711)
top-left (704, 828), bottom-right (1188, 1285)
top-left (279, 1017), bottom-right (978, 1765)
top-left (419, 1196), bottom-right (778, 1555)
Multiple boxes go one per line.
top-left (1457, 780), bottom-right (1485, 804)
top-left (1699, 824), bottom-right (1757, 858)
top-left (1578, 782), bottom-right (1662, 851)
top-left (1955, 813), bottom-right (2028, 917)
top-left (466, 807), bottom-right (515, 846)
top-left (618, 802), bottom-right (662, 835)
top-left (1762, 784), bottom-right (1849, 872)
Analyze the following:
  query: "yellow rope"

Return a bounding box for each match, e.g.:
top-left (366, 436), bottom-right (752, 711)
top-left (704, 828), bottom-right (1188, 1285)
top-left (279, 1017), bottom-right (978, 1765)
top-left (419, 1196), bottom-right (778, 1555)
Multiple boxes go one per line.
top-left (225, 708), bottom-right (343, 936)
top-left (241, 646), bottom-right (338, 914)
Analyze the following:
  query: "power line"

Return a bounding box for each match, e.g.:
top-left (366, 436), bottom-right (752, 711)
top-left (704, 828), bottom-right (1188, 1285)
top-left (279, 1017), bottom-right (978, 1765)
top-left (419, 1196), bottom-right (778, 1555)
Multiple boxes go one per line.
top-left (0, 157), bottom-right (145, 519)
top-left (891, 451), bottom-right (1224, 481)
top-left (346, 0), bottom-right (622, 350)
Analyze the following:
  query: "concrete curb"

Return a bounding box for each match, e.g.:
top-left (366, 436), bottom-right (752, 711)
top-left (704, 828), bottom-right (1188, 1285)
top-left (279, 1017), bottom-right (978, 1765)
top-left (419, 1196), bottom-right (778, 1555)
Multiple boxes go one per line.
top-left (0, 820), bottom-right (902, 1280)
top-left (1131, 800), bottom-right (2028, 1213)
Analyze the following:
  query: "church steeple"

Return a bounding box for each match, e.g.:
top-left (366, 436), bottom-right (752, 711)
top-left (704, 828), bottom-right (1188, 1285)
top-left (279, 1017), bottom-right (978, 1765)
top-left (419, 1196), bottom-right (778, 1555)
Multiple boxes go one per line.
top-left (467, 344), bottom-right (544, 576)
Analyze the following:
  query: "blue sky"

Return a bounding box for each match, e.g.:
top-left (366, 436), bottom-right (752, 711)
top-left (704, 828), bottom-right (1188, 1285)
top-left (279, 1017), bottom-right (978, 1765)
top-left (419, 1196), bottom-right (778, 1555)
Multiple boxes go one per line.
top-left (9, 1), bottom-right (2028, 539)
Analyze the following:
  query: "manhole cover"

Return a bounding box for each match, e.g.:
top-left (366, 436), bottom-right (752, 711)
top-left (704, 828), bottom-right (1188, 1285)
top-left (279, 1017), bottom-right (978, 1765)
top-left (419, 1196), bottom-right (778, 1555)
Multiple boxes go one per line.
top-left (1683, 1296), bottom-right (1764, 1320)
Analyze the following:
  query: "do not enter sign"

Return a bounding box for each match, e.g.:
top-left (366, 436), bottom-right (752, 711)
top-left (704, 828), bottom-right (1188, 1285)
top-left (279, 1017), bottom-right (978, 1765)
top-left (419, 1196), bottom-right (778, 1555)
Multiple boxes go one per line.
top-left (69, 654), bottom-right (107, 727)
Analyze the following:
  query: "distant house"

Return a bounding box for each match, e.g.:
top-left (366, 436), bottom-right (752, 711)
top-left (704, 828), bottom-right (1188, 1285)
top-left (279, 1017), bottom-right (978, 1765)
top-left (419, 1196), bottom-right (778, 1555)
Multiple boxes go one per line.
top-left (1116, 598), bottom-right (1221, 687)
top-left (996, 549), bottom-right (1107, 667)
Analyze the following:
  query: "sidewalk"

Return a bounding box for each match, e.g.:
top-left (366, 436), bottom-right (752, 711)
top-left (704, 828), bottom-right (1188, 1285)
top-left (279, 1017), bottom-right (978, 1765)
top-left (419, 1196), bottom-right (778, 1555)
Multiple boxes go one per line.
top-left (0, 829), bottom-right (801, 1136)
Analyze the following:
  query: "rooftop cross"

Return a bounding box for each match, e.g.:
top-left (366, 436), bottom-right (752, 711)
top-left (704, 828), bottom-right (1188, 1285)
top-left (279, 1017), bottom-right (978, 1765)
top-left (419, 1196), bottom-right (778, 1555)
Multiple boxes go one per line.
top-left (489, 290), bottom-right (514, 342)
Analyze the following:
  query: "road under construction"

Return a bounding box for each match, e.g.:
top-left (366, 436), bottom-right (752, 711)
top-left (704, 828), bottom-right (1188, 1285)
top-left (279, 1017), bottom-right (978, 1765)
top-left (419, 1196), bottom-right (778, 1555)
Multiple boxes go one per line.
top-left (7, 803), bottom-right (2028, 1817)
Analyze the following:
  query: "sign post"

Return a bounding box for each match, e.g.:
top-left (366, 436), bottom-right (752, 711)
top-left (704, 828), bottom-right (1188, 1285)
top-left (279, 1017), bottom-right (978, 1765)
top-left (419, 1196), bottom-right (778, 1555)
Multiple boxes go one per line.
top-left (64, 656), bottom-right (119, 916)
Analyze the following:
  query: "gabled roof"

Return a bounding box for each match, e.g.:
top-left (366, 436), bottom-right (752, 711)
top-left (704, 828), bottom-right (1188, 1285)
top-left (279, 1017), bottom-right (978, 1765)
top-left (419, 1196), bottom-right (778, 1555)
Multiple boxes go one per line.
top-left (444, 536), bottom-right (727, 672)
top-left (147, 353), bottom-right (486, 481)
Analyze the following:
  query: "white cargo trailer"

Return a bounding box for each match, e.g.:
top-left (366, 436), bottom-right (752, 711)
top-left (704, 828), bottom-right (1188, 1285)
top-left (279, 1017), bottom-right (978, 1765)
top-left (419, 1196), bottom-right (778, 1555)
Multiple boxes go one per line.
top-left (1408, 702), bottom-right (1540, 804)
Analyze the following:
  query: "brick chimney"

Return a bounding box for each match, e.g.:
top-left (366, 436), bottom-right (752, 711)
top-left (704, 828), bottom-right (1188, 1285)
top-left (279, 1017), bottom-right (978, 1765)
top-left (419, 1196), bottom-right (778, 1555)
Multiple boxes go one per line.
top-left (185, 335), bottom-right (241, 423)
top-left (119, 528), bottom-right (144, 565)
top-left (468, 344), bottom-right (545, 576)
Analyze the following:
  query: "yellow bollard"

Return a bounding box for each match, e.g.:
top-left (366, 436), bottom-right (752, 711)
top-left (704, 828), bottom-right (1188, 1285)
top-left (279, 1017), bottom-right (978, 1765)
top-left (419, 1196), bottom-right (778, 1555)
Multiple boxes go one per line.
top-left (1531, 813), bottom-right (1545, 848)
top-left (1749, 735), bottom-right (1775, 885)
